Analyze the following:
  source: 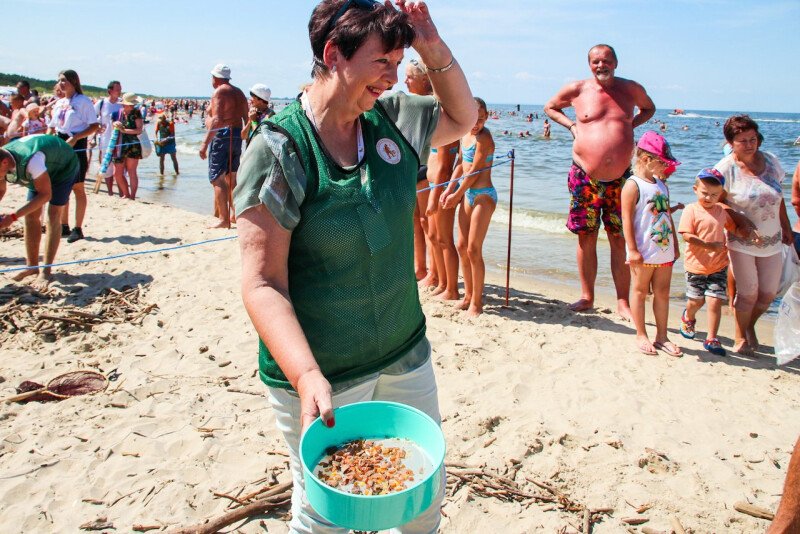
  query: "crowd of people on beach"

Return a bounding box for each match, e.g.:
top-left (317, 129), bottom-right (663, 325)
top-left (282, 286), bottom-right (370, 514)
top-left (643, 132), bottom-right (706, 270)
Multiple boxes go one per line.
top-left (1, 0), bottom-right (799, 531)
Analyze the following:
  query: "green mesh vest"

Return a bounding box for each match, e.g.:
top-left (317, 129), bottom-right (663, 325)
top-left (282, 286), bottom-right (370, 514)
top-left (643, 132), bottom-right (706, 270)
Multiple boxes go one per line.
top-left (4, 135), bottom-right (79, 190)
top-left (257, 100), bottom-right (426, 389)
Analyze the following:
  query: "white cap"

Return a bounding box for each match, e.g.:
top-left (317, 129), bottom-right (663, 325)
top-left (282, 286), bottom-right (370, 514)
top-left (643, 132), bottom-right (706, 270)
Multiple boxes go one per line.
top-left (210, 64), bottom-right (232, 80)
top-left (249, 84), bottom-right (271, 101)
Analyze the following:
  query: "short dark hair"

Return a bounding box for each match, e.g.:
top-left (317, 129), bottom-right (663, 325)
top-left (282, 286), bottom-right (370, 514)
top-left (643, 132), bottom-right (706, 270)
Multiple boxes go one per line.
top-left (474, 97), bottom-right (487, 113)
top-left (308, 0), bottom-right (414, 78)
top-left (107, 80), bottom-right (120, 91)
top-left (0, 149), bottom-right (14, 165)
top-left (588, 44), bottom-right (618, 64)
top-left (723, 114), bottom-right (760, 143)
top-left (16, 80), bottom-right (30, 89)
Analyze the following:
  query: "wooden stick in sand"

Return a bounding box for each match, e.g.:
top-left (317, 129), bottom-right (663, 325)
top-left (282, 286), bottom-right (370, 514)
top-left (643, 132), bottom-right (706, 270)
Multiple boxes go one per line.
top-left (733, 501), bottom-right (774, 521)
top-left (169, 489), bottom-right (291, 534)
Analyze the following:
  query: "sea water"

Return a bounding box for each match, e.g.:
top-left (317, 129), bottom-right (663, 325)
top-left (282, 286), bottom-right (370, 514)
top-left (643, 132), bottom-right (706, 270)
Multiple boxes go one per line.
top-left (118, 103), bottom-right (800, 312)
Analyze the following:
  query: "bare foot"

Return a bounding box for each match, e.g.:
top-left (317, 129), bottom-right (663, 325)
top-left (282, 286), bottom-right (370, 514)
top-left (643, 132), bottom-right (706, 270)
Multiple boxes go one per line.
top-left (11, 268), bottom-right (38, 282)
top-left (733, 339), bottom-right (756, 357)
top-left (436, 290), bottom-right (460, 301)
top-left (456, 297), bottom-right (470, 310)
top-left (418, 274), bottom-right (438, 288)
top-left (745, 327), bottom-right (759, 351)
top-left (415, 269), bottom-right (427, 281)
top-left (208, 221), bottom-right (231, 229)
top-left (569, 298), bottom-right (594, 312)
top-left (617, 300), bottom-right (633, 322)
top-left (31, 272), bottom-right (52, 291)
top-left (430, 285), bottom-right (446, 296)
top-left (466, 304), bottom-right (482, 317)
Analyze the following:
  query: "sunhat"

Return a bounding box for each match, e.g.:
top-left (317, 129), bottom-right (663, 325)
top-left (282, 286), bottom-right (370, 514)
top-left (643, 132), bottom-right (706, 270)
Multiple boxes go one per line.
top-left (637, 131), bottom-right (680, 166)
top-left (121, 93), bottom-right (142, 106)
top-left (249, 84), bottom-right (271, 102)
top-left (25, 103), bottom-right (41, 115)
top-left (210, 64), bottom-right (232, 79)
top-left (696, 168), bottom-right (725, 187)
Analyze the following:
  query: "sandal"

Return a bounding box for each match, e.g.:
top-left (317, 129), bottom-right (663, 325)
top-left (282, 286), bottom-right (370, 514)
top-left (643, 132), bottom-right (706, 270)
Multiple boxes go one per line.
top-left (703, 338), bottom-right (727, 357)
top-left (679, 309), bottom-right (696, 339)
top-left (654, 341), bottom-right (683, 357)
top-left (638, 340), bottom-right (657, 356)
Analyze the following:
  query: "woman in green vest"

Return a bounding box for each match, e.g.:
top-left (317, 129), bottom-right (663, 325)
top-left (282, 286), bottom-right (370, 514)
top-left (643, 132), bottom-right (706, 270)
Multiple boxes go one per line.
top-left (0, 135), bottom-right (79, 290)
top-left (234, 1), bottom-right (476, 532)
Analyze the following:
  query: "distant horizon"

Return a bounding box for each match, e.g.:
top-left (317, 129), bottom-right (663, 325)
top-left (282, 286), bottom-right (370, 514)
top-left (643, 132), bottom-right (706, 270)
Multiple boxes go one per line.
top-left (3, 1), bottom-right (798, 114)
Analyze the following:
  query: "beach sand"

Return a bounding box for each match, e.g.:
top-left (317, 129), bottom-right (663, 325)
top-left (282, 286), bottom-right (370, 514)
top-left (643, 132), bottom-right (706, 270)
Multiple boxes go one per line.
top-left (1, 185), bottom-right (798, 533)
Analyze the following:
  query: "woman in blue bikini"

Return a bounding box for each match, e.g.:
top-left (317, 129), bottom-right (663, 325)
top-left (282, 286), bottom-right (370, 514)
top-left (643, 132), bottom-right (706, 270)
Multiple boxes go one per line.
top-left (441, 97), bottom-right (496, 315)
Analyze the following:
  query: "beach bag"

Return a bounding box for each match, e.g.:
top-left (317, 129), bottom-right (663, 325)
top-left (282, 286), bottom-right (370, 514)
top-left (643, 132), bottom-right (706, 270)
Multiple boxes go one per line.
top-left (775, 281), bottom-right (800, 366)
top-left (138, 127), bottom-right (153, 159)
top-left (777, 244), bottom-right (800, 297)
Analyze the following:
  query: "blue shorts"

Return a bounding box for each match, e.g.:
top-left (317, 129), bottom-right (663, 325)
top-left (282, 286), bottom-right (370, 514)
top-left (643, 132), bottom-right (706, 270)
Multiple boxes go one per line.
top-left (26, 170), bottom-right (78, 207)
top-left (794, 231), bottom-right (800, 258)
top-left (155, 140), bottom-right (176, 156)
top-left (208, 127), bottom-right (242, 183)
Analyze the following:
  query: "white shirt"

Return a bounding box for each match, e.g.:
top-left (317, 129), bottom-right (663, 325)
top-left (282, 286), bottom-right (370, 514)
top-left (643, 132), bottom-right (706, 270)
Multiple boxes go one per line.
top-left (627, 175), bottom-right (676, 265)
top-left (715, 152), bottom-right (785, 257)
top-left (26, 152), bottom-right (47, 180)
top-left (48, 94), bottom-right (98, 136)
top-left (95, 97), bottom-right (123, 150)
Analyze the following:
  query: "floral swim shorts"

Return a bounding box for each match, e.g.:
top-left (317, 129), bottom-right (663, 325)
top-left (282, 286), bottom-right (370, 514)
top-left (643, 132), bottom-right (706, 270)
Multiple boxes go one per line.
top-left (566, 161), bottom-right (630, 235)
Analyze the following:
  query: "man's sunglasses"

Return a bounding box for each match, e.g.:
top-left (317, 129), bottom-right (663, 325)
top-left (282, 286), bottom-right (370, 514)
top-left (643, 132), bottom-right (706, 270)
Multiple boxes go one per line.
top-left (323, 0), bottom-right (380, 40)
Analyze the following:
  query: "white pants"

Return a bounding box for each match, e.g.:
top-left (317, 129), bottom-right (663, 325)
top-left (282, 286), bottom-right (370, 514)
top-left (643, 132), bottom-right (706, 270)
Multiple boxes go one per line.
top-left (267, 357), bottom-right (443, 534)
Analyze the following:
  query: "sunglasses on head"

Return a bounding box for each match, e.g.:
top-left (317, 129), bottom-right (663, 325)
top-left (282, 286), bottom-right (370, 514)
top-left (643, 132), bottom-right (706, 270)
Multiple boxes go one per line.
top-left (323, 0), bottom-right (380, 41)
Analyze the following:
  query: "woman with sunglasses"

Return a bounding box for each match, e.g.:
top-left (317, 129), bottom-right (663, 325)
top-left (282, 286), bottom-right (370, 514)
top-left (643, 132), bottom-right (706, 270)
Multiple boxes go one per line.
top-left (235, 0), bottom-right (475, 531)
top-left (714, 115), bottom-right (794, 357)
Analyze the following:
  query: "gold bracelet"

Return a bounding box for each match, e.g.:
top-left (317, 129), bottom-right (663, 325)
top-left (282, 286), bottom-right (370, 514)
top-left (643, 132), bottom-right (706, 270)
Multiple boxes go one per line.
top-left (428, 56), bottom-right (455, 73)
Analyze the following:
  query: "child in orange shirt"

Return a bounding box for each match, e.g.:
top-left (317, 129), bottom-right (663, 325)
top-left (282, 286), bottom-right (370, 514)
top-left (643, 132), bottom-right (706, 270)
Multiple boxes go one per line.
top-left (678, 168), bottom-right (745, 356)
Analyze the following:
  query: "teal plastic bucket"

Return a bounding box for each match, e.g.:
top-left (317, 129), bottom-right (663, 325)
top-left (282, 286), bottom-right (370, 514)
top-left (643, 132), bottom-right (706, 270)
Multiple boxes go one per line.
top-left (300, 401), bottom-right (446, 531)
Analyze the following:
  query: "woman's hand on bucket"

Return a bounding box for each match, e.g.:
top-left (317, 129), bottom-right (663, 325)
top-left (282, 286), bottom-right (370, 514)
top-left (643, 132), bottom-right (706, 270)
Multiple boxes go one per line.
top-left (297, 368), bottom-right (334, 433)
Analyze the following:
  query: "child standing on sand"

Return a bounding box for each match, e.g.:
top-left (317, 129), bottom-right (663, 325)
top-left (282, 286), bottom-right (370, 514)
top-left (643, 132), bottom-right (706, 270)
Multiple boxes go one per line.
top-left (621, 131), bottom-right (682, 357)
top-left (441, 97), bottom-right (496, 316)
top-left (678, 168), bottom-right (747, 356)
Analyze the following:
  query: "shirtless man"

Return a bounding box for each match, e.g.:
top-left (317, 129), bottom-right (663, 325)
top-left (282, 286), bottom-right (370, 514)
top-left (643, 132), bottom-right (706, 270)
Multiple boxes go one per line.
top-left (545, 44), bottom-right (655, 320)
top-left (199, 64), bottom-right (248, 229)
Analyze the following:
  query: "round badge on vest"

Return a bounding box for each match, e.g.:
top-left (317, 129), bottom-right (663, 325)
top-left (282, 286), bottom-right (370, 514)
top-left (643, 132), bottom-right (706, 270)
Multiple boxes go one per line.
top-left (376, 138), bottom-right (401, 165)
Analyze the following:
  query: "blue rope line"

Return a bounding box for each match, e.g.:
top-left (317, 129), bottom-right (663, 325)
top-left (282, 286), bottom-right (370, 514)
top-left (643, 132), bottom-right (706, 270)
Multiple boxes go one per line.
top-left (417, 155), bottom-right (513, 193)
top-left (0, 236), bottom-right (238, 274)
top-left (75, 127), bottom-right (232, 153)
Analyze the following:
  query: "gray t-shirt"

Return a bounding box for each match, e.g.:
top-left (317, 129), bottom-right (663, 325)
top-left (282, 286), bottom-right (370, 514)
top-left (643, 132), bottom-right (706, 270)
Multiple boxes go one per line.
top-left (233, 91), bottom-right (440, 230)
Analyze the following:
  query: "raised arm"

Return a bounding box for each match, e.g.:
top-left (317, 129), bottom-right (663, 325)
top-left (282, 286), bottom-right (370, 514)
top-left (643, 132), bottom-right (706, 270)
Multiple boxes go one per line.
top-left (544, 82), bottom-right (581, 138)
top-left (630, 81), bottom-right (656, 128)
top-left (397, 0), bottom-right (477, 147)
top-left (238, 205), bottom-right (333, 431)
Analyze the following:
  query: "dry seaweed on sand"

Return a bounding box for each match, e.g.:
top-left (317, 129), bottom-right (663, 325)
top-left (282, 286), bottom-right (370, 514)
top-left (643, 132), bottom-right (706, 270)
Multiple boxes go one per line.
top-left (0, 284), bottom-right (158, 341)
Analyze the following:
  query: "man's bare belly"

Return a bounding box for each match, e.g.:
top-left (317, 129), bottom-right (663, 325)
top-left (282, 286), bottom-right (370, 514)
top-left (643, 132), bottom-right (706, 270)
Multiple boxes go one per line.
top-left (573, 122), bottom-right (634, 181)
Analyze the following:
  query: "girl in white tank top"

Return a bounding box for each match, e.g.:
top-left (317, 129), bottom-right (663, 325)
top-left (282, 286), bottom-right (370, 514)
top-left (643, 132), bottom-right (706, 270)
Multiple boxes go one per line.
top-left (621, 134), bottom-right (682, 358)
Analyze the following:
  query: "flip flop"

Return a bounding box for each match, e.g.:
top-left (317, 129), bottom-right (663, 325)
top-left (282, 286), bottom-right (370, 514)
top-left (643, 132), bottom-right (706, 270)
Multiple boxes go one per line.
top-left (638, 340), bottom-right (657, 356)
top-left (654, 341), bottom-right (683, 357)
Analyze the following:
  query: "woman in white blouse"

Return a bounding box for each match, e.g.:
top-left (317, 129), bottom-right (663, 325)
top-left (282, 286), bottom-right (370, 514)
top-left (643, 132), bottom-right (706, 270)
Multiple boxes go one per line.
top-left (47, 69), bottom-right (99, 243)
top-left (715, 115), bottom-right (794, 356)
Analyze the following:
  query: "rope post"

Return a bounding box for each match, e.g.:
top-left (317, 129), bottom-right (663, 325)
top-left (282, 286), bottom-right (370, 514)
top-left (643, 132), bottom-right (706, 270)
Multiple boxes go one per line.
top-left (504, 150), bottom-right (515, 307)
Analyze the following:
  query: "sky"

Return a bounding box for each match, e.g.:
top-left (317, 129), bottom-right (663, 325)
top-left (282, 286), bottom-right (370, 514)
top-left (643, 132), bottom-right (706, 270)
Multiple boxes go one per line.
top-left (3, 0), bottom-right (799, 113)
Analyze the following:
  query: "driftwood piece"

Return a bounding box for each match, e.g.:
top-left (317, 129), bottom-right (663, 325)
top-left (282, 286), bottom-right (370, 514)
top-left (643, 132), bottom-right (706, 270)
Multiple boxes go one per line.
top-left (133, 525), bottom-right (162, 532)
top-left (733, 501), bottom-right (774, 520)
top-left (582, 508), bottom-right (591, 533)
top-left (621, 516), bottom-right (649, 525)
top-left (169, 491), bottom-right (291, 534)
top-left (670, 515), bottom-right (687, 534)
